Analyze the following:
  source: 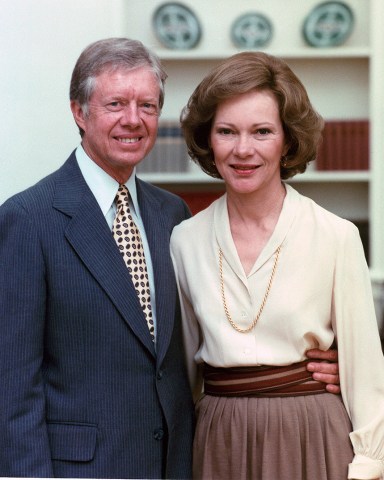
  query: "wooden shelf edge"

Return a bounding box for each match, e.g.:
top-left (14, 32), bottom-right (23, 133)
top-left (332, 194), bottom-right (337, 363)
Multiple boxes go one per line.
top-left (137, 171), bottom-right (371, 184)
top-left (157, 47), bottom-right (371, 61)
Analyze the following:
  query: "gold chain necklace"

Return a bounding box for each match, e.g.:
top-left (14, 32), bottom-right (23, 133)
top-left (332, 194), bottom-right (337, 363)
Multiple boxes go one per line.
top-left (219, 245), bottom-right (282, 333)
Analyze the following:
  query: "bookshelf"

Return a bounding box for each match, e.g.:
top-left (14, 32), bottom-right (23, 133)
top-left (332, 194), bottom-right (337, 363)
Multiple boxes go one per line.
top-left (127, 0), bottom-right (384, 327)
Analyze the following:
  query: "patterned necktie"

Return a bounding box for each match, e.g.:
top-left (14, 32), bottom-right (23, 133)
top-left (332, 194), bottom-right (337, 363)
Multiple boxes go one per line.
top-left (112, 184), bottom-right (155, 340)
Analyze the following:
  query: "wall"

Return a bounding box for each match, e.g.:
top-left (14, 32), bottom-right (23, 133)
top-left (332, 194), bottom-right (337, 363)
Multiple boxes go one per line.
top-left (0, 0), bottom-right (125, 205)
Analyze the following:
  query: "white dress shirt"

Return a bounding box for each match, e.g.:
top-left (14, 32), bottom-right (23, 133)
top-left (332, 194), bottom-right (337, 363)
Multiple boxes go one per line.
top-left (75, 144), bottom-right (157, 336)
top-left (170, 183), bottom-right (384, 479)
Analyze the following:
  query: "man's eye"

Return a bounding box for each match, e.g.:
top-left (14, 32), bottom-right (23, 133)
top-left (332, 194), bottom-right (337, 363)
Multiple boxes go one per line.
top-left (106, 102), bottom-right (123, 111)
top-left (142, 103), bottom-right (159, 114)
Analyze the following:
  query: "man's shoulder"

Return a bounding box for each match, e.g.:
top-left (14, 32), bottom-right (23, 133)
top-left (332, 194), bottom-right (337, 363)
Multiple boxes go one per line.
top-left (137, 177), bottom-right (191, 211)
top-left (137, 177), bottom-right (180, 200)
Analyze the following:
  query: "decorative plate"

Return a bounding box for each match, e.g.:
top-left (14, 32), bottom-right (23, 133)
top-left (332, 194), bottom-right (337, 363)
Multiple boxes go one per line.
top-left (303, 1), bottom-right (354, 47)
top-left (231, 12), bottom-right (273, 49)
top-left (152, 2), bottom-right (202, 50)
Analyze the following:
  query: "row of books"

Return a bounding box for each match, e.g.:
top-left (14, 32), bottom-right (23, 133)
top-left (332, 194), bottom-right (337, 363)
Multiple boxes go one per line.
top-left (138, 119), bottom-right (369, 173)
top-left (316, 120), bottom-right (369, 171)
top-left (137, 121), bottom-right (189, 173)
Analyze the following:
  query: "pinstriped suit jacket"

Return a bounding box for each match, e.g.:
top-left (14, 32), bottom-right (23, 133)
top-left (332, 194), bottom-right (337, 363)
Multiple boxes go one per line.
top-left (0, 151), bottom-right (194, 479)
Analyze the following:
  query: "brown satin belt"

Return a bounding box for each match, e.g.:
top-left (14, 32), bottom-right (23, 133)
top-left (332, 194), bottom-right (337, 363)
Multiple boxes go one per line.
top-left (203, 360), bottom-right (328, 397)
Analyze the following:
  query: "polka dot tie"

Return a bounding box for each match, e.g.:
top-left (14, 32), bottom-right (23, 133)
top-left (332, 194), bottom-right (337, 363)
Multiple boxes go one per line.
top-left (112, 184), bottom-right (155, 340)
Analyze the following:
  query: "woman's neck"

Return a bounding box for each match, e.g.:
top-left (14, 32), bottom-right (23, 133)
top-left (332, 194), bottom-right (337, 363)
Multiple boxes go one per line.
top-left (226, 182), bottom-right (287, 275)
top-left (226, 182), bottom-right (286, 228)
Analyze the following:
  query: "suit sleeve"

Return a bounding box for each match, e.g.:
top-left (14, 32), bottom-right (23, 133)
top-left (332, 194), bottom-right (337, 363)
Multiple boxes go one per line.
top-left (0, 199), bottom-right (53, 476)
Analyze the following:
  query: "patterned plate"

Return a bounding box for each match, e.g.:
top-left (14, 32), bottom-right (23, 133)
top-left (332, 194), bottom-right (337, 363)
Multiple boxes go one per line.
top-left (231, 12), bottom-right (273, 49)
top-left (303, 1), bottom-right (354, 47)
top-left (153, 2), bottom-right (202, 50)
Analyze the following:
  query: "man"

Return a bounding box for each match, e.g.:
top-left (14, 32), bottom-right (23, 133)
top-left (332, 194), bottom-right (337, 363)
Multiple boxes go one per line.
top-left (0, 38), bottom-right (340, 478)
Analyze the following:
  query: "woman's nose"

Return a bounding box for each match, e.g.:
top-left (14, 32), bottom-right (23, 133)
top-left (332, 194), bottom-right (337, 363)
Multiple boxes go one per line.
top-left (233, 135), bottom-right (255, 157)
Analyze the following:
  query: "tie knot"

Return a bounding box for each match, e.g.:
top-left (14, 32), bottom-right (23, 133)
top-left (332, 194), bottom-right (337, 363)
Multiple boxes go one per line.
top-left (115, 184), bottom-right (130, 209)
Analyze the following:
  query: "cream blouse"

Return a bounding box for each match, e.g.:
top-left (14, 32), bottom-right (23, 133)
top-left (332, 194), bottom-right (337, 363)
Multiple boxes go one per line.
top-left (170, 184), bottom-right (384, 480)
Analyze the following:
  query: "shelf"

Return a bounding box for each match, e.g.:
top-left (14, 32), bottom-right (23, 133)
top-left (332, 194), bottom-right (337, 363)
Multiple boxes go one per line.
top-left (137, 172), bottom-right (223, 184)
top-left (137, 170), bottom-right (370, 185)
top-left (290, 170), bottom-right (371, 182)
top-left (156, 46), bottom-right (370, 61)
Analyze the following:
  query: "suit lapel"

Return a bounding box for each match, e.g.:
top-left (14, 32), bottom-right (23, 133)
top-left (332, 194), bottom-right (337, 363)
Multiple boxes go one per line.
top-left (53, 155), bottom-right (156, 356)
top-left (137, 181), bottom-right (177, 364)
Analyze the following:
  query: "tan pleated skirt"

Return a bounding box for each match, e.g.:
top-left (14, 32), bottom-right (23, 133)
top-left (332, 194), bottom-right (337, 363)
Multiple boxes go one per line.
top-left (193, 393), bottom-right (353, 480)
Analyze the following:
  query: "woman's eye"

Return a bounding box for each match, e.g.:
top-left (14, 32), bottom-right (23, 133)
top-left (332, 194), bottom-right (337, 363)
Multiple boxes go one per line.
top-left (218, 128), bottom-right (233, 135)
top-left (257, 128), bottom-right (270, 135)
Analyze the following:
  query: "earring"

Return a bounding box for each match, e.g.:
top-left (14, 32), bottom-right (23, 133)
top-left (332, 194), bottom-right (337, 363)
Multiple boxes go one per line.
top-left (280, 156), bottom-right (288, 168)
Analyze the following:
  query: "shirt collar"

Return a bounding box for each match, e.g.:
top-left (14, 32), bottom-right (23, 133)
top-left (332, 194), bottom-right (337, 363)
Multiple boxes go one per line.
top-left (75, 144), bottom-right (140, 216)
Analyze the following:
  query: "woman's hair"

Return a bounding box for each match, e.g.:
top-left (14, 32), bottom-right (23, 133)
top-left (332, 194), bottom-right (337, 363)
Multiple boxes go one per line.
top-left (70, 37), bottom-right (167, 135)
top-left (180, 51), bottom-right (324, 180)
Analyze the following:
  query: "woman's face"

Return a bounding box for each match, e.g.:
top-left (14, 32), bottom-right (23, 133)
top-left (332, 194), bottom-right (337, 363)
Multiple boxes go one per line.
top-left (210, 89), bottom-right (287, 197)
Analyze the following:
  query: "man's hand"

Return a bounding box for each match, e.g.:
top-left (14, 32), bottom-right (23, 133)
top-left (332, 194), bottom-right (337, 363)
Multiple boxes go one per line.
top-left (306, 348), bottom-right (340, 394)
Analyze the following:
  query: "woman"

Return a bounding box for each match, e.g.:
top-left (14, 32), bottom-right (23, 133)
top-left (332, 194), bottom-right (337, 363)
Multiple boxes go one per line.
top-left (170, 52), bottom-right (384, 479)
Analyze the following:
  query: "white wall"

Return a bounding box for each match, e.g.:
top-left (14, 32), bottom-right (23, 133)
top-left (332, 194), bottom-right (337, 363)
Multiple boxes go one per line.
top-left (0, 0), bottom-right (370, 205)
top-left (0, 0), bottom-right (126, 205)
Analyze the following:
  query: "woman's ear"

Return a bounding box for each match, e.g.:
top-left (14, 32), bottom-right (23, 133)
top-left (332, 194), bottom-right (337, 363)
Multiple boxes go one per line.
top-left (283, 142), bottom-right (290, 157)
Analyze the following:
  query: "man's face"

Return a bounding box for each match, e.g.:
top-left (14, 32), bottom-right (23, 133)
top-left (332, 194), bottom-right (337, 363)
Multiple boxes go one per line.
top-left (71, 66), bottom-right (160, 183)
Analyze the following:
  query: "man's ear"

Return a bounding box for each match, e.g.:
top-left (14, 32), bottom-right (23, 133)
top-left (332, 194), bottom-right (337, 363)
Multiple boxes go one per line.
top-left (70, 100), bottom-right (86, 133)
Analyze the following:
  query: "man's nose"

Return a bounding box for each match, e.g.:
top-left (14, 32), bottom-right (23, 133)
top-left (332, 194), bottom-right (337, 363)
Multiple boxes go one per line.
top-left (119, 104), bottom-right (141, 127)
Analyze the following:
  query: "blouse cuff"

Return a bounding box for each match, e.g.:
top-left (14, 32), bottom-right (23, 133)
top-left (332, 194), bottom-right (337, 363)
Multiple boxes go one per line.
top-left (348, 454), bottom-right (384, 479)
